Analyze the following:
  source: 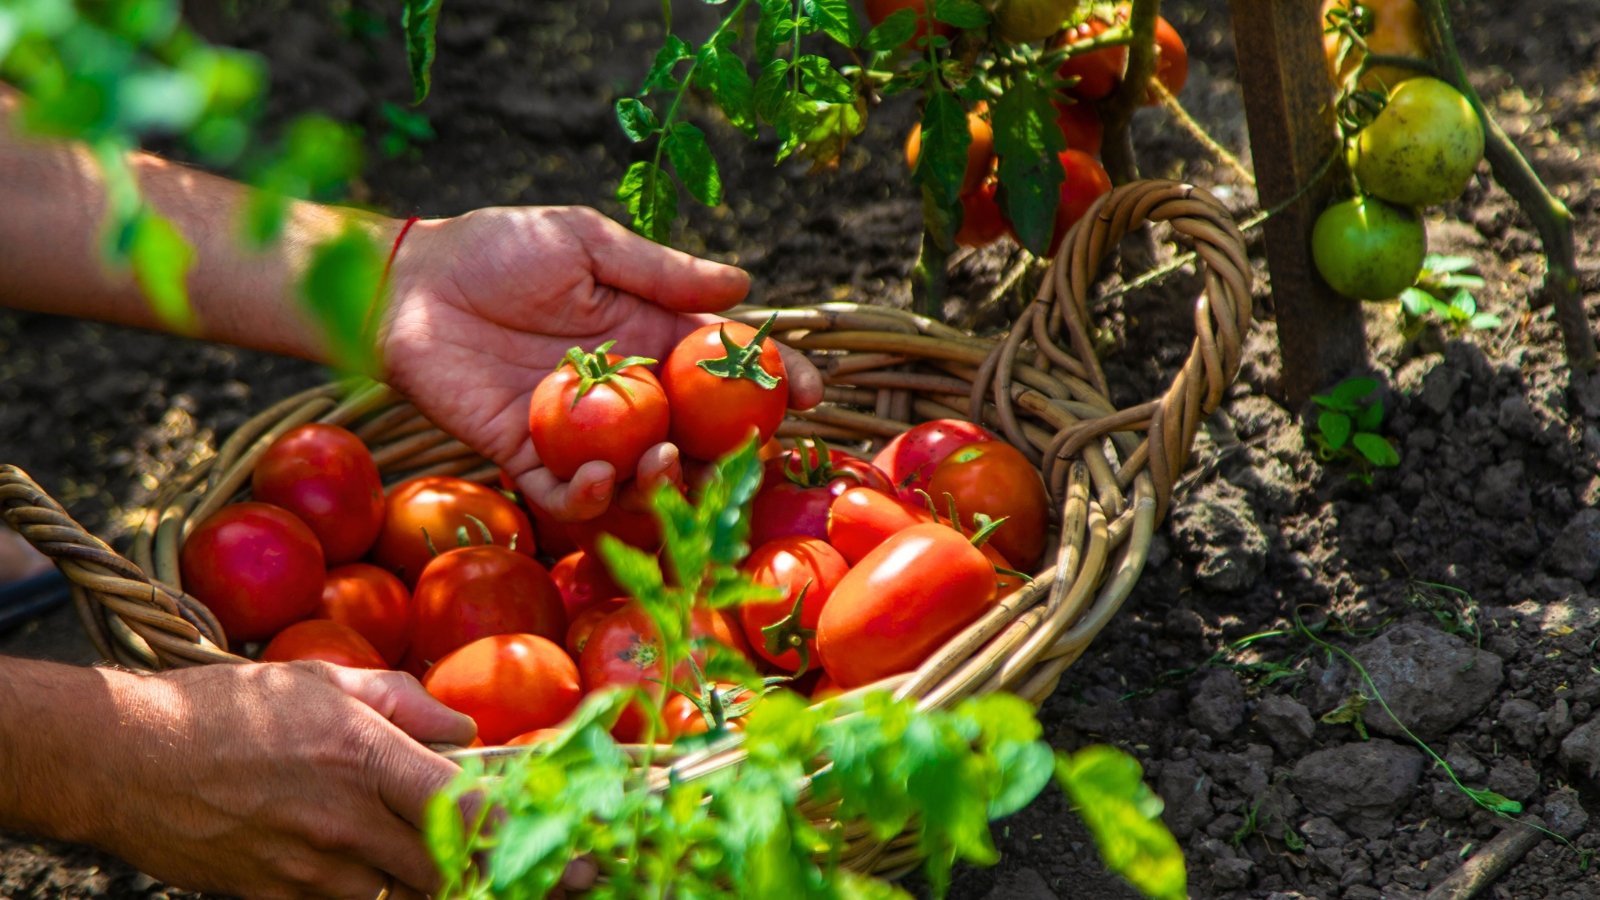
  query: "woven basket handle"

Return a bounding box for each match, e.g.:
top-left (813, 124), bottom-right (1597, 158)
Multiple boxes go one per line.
top-left (0, 465), bottom-right (241, 668)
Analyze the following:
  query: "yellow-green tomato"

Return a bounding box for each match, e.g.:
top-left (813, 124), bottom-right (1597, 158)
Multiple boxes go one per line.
top-left (1352, 77), bottom-right (1485, 207)
top-left (1312, 196), bottom-right (1427, 300)
top-left (992, 0), bottom-right (1079, 44)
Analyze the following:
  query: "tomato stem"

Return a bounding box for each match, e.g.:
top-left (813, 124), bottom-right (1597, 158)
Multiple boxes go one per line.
top-left (562, 340), bottom-right (658, 407)
top-left (967, 512), bottom-right (1009, 549)
top-left (694, 314), bottom-right (782, 389)
top-left (758, 580), bottom-right (815, 676)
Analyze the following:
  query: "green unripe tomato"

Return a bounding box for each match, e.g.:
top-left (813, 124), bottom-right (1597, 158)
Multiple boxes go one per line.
top-left (1352, 77), bottom-right (1485, 207)
top-left (992, 0), bottom-right (1079, 44)
top-left (1312, 196), bottom-right (1427, 300)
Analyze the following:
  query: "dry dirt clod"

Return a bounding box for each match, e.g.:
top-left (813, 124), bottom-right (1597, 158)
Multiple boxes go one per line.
top-left (1352, 623), bottom-right (1505, 741)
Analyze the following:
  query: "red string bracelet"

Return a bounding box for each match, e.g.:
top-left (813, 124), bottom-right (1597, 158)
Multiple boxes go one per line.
top-left (363, 214), bottom-right (422, 342)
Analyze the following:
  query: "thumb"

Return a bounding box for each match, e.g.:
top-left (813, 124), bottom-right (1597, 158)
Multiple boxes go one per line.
top-left (568, 207), bottom-right (750, 313)
top-left (321, 665), bottom-right (477, 746)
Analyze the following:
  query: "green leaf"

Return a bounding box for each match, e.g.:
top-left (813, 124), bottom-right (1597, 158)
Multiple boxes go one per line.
top-left (490, 811), bottom-right (576, 893)
top-left (1058, 746), bottom-right (1188, 900)
top-left (915, 90), bottom-right (971, 212)
top-left (836, 871), bottom-right (916, 900)
top-left (1329, 376), bottom-right (1378, 407)
top-left (126, 209), bottom-right (197, 334)
top-left (1469, 312), bottom-right (1502, 330)
top-left (991, 78), bottom-right (1065, 255)
top-left (617, 160), bottom-right (678, 243)
top-left (1355, 397), bottom-right (1384, 432)
top-left (665, 121), bottom-right (723, 206)
top-left (1423, 253), bottom-right (1476, 275)
top-left (696, 42), bottom-right (757, 135)
top-left (595, 532), bottom-right (668, 604)
top-left (615, 97), bottom-right (661, 142)
top-left (989, 740), bottom-right (1055, 818)
top-left (1352, 432), bottom-right (1400, 468)
top-left (865, 9), bottom-right (919, 49)
top-left (756, 0), bottom-right (792, 63)
top-left (1447, 288), bottom-right (1477, 316)
top-left (1464, 787), bottom-right (1523, 815)
top-left (754, 59), bottom-right (791, 122)
top-left (1318, 410), bottom-right (1352, 450)
top-left (645, 35), bottom-right (693, 92)
top-left (796, 55), bottom-right (854, 104)
top-left (399, 0), bottom-right (442, 103)
top-left (932, 0), bottom-right (991, 29)
top-left (1399, 287), bottom-right (1434, 318)
top-left (801, 0), bottom-right (861, 46)
top-left (298, 227), bottom-right (384, 376)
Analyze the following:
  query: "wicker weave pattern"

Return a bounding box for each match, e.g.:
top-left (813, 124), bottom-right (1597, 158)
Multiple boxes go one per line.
top-left (0, 180), bottom-right (1250, 871)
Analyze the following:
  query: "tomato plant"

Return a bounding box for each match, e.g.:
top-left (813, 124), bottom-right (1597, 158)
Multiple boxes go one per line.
top-left (422, 633), bottom-right (583, 746)
top-left (370, 475), bottom-right (535, 586)
top-left (1312, 195), bottom-right (1427, 301)
top-left (662, 683), bottom-right (755, 740)
top-left (259, 619), bottom-right (388, 670)
top-left (251, 423), bottom-right (384, 565)
top-left (660, 318), bottom-right (789, 463)
top-left (1054, 16), bottom-right (1126, 101)
top-left (578, 603), bottom-right (746, 742)
top-left (1022, 148), bottom-right (1113, 258)
top-left (1351, 76), bottom-right (1484, 208)
top-left (179, 501), bottom-right (324, 643)
top-left (738, 536), bottom-right (849, 672)
top-left (1323, 0), bottom-right (1428, 90)
top-left (905, 104), bottom-right (994, 196)
top-left (926, 440), bottom-right (1051, 569)
top-left (528, 341), bottom-right (670, 481)
top-left (863, 0), bottom-right (955, 47)
top-left (318, 562), bottom-right (412, 667)
top-left (409, 545), bottom-right (566, 666)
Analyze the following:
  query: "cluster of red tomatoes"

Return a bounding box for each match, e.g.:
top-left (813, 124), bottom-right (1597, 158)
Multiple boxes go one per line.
top-left (887, 3), bottom-right (1189, 254)
top-left (178, 317), bottom-right (1050, 749)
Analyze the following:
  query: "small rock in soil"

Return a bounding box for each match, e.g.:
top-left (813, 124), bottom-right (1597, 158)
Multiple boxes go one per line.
top-left (1474, 459), bottom-right (1534, 520)
top-left (1541, 787), bottom-right (1590, 839)
top-left (1498, 698), bottom-right (1543, 749)
top-left (1189, 669), bottom-right (1247, 738)
top-left (1156, 759), bottom-right (1213, 841)
top-left (1557, 718), bottom-right (1600, 782)
top-left (1419, 363), bottom-right (1466, 415)
top-left (1445, 740), bottom-right (1488, 782)
top-left (1545, 508), bottom-right (1600, 582)
top-left (1212, 856), bottom-right (1254, 891)
top-left (1300, 816), bottom-right (1351, 849)
top-left (1486, 759), bottom-right (1540, 801)
top-left (1254, 695), bottom-right (1316, 757)
top-left (1168, 481), bottom-right (1267, 593)
top-left (981, 866), bottom-right (1057, 900)
top-left (1291, 740), bottom-right (1426, 838)
top-left (1430, 780), bottom-right (1477, 820)
top-left (1541, 699), bottom-right (1574, 741)
top-left (1354, 623), bottom-right (1504, 740)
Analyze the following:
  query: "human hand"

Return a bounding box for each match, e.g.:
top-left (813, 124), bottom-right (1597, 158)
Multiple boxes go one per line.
top-left (378, 206), bottom-right (823, 522)
top-left (85, 662), bottom-right (473, 898)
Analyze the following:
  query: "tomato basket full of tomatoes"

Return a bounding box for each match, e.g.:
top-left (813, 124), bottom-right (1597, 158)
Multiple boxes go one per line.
top-left (0, 179), bottom-right (1252, 877)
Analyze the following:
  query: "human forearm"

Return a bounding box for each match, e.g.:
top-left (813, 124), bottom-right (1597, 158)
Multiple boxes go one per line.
top-left (0, 86), bottom-right (401, 362)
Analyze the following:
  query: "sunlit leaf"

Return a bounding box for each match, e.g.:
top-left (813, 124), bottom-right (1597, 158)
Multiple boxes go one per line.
top-left (298, 227), bottom-right (383, 376)
top-left (864, 9), bottom-right (918, 50)
top-left (400, 0), bottom-right (441, 103)
top-left (801, 0), bottom-right (861, 46)
top-left (126, 209), bottom-right (197, 334)
top-left (665, 120), bottom-right (723, 206)
top-left (1058, 746), bottom-right (1187, 900)
top-left (615, 96), bottom-right (661, 142)
top-left (1352, 432), bottom-right (1400, 468)
top-left (618, 159), bottom-right (677, 243)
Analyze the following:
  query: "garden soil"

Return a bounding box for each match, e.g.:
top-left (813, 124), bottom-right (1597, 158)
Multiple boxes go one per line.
top-left (3, 0), bottom-right (1599, 897)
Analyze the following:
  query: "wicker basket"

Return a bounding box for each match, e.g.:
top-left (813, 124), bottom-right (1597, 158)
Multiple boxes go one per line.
top-left (0, 179), bottom-right (1251, 875)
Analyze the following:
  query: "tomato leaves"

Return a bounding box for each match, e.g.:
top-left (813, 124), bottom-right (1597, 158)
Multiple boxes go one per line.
top-left (665, 121), bottom-right (724, 206)
top-left (297, 225), bottom-right (383, 377)
top-left (915, 90), bottom-right (972, 215)
top-left (400, 0), bottom-right (442, 103)
top-left (991, 77), bottom-right (1066, 255)
top-left (1057, 746), bottom-right (1189, 900)
top-left (618, 160), bottom-right (678, 244)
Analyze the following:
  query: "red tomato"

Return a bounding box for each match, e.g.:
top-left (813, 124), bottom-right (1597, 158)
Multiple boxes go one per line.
top-left (371, 476), bottom-right (535, 587)
top-left (956, 177), bottom-right (1009, 248)
top-left (816, 523), bottom-right (999, 688)
top-left (318, 563), bottom-right (412, 666)
top-left (409, 545), bottom-right (566, 666)
top-left (578, 603), bottom-right (747, 742)
top-left (1019, 149), bottom-right (1112, 258)
top-left (1054, 99), bottom-right (1104, 156)
top-left (259, 619), bottom-right (388, 670)
top-left (1054, 17), bottom-right (1126, 101)
top-left (749, 443), bottom-right (895, 548)
top-left (500, 469), bottom-right (579, 557)
top-left (563, 480), bottom-right (663, 554)
top-left (660, 321), bottom-right (789, 463)
top-left (926, 440), bottom-right (1051, 570)
top-left (505, 728), bottom-right (564, 747)
top-left (422, 633), bottom-right (583, 746)
top-left (662, 684), bottom-right (753, 740)
top-left (1144, 15), bottom-right (1189, 104)
top-left (550, 550), bottom-right (624, 619)
top-left (180, 502), bottom-right (324, 643)
top-left (811, 672), bottom-right (843, 702)
top-left (905, 104), bottom-right (995, 196)
top-left (528, 345), bottom-right (670, 481)
top-left (863, 0), bottom-right (955, 48)
top-left (739, 537), bottom-right (850, 672)
top-left (826, 486), bottom-right (937, 564)
top-left (397, 646), bottom-right (431, 680)
top-left (565, 597), bottom-right (627, 658)
top-left (251, 424), bottom-right (384, 565)
top-left (870, 419), bottom-right (996, 502)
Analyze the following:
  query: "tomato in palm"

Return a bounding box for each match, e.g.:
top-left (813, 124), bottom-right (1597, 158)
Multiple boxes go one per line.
top-left (318, 563), bottom-right (412, 666)
top-left (749, 441), bottom-right (895, 547)
top-left (863, 0), bottom-right (955, 49)
top-left (578, 603), bottom-right (747, 742)
top-left (1053, 17), bottom-right (1126, 101)
top-left (870, 418), bottom-right (996, 502)
top-left (956, 177), bottom-right (1008, 248)
top-left (1351, 77), bottom-right (1484, 208)
top-left (1053, 99), bottom-right (1103, 157)
top-left (550, 549), bottom-right (624, 619)
top-left (926, 440), bottom-right (1050, 570)
top-left (816, 523), bottom-right (999, 688)
top-left (422, 633), bottom-right (583, 746)
top-left (1312, 195), bottom-right (1427, 300)
top-left (565, 597), bottom-right (627, 658)
top-left (905, 104), bottom-right (994, 196)
top-left (180, 502), bottom-right (325, 643)
top-left (662, 684), bottom-right (754, 740)
top-left (1142, 15), bottom-right (1189, 104)
top-left (529, 342), bottom-right (670, 481)
top-left (739, 537), bottom-right (850, 672)
top-left (371, 476), bottom-right (535, 587)
top-left (409, 545), bottom-right (566, 666)
top-left (660, 320), bottom-right (789, 463)
top-left (251, 423), bottom-right (385, 565)
top-left (259, 619), bottom-right (388, 670)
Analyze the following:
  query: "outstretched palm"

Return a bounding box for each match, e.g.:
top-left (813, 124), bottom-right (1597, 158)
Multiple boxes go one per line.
top-left (378, 205), bottom-right (820, 520)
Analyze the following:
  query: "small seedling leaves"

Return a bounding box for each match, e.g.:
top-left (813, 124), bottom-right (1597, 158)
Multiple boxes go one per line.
top-left (618, 160), bottom-right (677, 243)
top-left (615, 97), bottom-right (660, 142)
top-left (1447, 287), bottom-right (1477, 317)
top-left (298, 226), bottom-right (383, 377)
top-left (1318, 410), bottom-right (1352, 451)
top-left (754, 59), bottom-right (790, 121)
top-left (992, 79), bottom-right (1065, 255)
top-left (596, 530), bottom-right (668, 605)
top-left (796, 55), bottom-right (855, 104)
top-left (1424, 253), bottom-right (1476, 275)
top-left (126, 209), bottom-right (198, 335)
top-left (865, 9), bottom-right (919, 50)
top-left (645, 35), bottom-right (694, 93)
top-left (1355, 397), bottom-right (1384, 432)
top-left (399, 0), bottom-right (441, 104)
top-left (665, 121), bottom-right (723, 206)
top-left (1469, 312), bottom-right (1502, 330)
top-left (1400, 287), bottom-right (1434, 318)
top-left (696, 43), bottom-right (758, 135)
top-left (1329, 375), bottom-right (1378, 407)
top-left (801, 0), bottom-right (861, 47)
top-left (932, 0), bottom-right (991, 29)
top-left (1057, 746), bottom-right (1187, 900)
top-left (1352, 432), bottom-right (1400, 468)
top-left (915, 90), bottom-right (971, 210)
